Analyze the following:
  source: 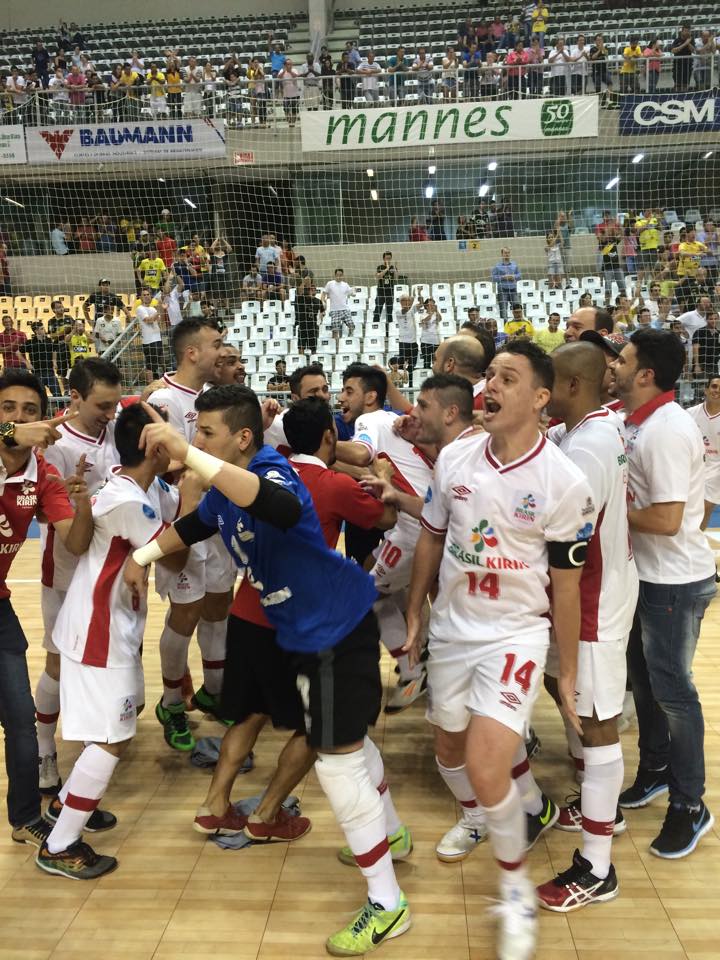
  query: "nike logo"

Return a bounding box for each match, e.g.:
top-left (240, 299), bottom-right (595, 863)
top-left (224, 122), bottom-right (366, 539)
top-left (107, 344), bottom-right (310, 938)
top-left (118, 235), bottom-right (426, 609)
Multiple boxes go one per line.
top-left (691, 813), bottom-right (706, 832)
top-left (371, 909), bottom-right (406, 945)
top-left (539, 802), bottom-right (554, 826)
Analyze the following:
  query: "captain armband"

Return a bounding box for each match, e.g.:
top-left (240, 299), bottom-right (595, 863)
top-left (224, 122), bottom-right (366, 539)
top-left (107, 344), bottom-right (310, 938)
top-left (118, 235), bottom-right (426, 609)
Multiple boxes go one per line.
top-left (548, 540), bottom-right (589, 569)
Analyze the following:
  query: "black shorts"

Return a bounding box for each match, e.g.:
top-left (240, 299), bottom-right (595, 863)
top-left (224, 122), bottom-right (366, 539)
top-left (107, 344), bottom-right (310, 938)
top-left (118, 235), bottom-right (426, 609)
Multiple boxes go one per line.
top-left (143, 342), bottom-right (163, 372)
top-left (220, 615), bottom-right (304, 731)
top-left (291, 611), bottom-right (381, 750)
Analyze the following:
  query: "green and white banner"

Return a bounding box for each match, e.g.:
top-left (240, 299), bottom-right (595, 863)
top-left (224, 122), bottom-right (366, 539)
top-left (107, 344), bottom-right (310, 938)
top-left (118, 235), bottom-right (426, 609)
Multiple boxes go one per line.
top-left (301, 97), bottom-right (598, 152)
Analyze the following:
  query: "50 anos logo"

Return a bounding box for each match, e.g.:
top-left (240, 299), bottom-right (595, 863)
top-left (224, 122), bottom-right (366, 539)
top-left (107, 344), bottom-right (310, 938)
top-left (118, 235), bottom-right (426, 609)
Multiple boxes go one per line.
top-left (541, 100), bottom-right (575, 137)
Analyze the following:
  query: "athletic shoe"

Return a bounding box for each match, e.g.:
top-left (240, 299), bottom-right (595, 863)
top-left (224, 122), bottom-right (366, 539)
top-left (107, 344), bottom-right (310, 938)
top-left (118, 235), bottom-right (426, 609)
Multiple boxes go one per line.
top-left (46, 797), bottom-right (117, 833)
top-left (554, 795), bottom-right (627, 835)
top-left (489, 878), bottom-right (537, 960)
top-left (384, 672), bottom-right (427, 714)
top-left (617, 690), bottom-right (636, 734)
top-left (536, 849), bottom-right (619, 913)
top-left (326, 891), bottom-right (411, 956)
top-left (193, 804), bottom-right (248, 836)
top-left (39, 754), bottom-right (62, 796)
top-left (243, 807), bottom-right (311, 842)
top-left (649, 802), bottom-right (715, 859)
top-left (155, 699), bottom-right (196, 751)
top-left (526, 793), bottom-right (558, 850)
top-left (190, 684), bottom-right (233, 727)
top-left (36, 840), bottom-right (117, 880)
top-left (525, 727), bottom-right (541, 760)
top-left (618, 767), bottom-right (669, 809)
top-left (338, 825), bottom-right (413, 866)
top-left (12, 817), bottom-right (52, 848)
top-left (436, 812), bottom-right (488, 862)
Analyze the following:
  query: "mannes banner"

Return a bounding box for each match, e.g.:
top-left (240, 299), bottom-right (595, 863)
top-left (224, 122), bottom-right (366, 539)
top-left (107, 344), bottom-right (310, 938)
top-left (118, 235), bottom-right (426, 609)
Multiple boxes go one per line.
top-left (301, 97), bottom-right (598, 152)
top-left (26, 119), bottom-right (226, 164)
top-left (619, 93), bottom-right (718, 135)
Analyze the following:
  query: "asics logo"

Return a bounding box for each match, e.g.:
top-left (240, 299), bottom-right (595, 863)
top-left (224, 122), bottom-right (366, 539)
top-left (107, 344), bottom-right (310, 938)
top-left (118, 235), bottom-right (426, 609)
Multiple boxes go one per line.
top-left (370, 910), bottom-right (405, 945)
top-left (0, 514), bottom-right (13, 538)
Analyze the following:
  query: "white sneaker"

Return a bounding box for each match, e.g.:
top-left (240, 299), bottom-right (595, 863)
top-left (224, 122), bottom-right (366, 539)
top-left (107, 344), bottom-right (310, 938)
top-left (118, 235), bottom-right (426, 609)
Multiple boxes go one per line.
top-left (436, 813), bottom-right (488, 862)
top-left (384, 671), bottom-right (427, 714)
top-left (38, 754), bottom-right (61, 796)
top-left (617, 691), bottom-right (636, 734)
top-left (491, 879), bottom-right (537, 960)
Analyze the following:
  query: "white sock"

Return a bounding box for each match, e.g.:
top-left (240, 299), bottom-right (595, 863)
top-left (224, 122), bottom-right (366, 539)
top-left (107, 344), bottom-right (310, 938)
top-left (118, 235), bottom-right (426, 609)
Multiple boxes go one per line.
top-left (35, 672), bottom-right (60, 757)
top-left (581, 742), bottom-right (624, 880)
top-left (315, 749), bottom-right (400, 911)
top-left (374, 594), bottom-right (422, 682)
top-left (47, 744), bottom-right (119, 853)
top-left (363, 736), bottom-right (402, 835)
top-left (482, 782), bottom-right (528, 890)
top-left (511, 742), bottom-right (543, 816)
top-left (197, 618), bottom-right (226, 695)
top-left (436, 758), bottom-right (485, 825)
top-left (564, 715), bottom-right (585, 782)
top-left (159, 618), bottom-right (192, 706)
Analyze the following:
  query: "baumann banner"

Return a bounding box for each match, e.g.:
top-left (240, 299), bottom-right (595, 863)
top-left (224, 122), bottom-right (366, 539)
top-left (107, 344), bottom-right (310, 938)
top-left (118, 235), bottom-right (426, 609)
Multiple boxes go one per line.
top-left (301, 97), bottom-right (598, 152)
top-left (26, 119), bottom-right (226, 164)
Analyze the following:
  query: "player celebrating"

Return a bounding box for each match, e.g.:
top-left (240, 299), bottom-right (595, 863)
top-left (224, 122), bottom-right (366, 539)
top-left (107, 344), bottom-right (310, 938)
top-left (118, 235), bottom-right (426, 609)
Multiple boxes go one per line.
top-left (405, 341), bottom-right (595, 960)
top-left (687, 377), bottom-right (720, 531)
top-left (36, 358), bottom-right (123, 795)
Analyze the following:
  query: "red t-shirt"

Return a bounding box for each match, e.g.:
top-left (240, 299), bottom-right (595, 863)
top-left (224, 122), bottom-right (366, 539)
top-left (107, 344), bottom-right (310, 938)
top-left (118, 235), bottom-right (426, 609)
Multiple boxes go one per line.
top-left (157, 236), bottom-right (177, 269)
top-left (0, 452), bottom-right (74, 599)
top-left (0, 329), bottom-right (27, 368)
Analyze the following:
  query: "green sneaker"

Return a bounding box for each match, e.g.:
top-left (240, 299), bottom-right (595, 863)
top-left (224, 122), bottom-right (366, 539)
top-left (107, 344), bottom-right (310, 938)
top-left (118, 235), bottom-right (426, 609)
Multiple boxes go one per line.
top-left (155, 699), bottom-right (196, 752)
top-left (326, 892), bottom-right (411, 956)
top-left (337, 825), bottom-right (413, 866)
top-left (190, 684), bottom-right (233, 727)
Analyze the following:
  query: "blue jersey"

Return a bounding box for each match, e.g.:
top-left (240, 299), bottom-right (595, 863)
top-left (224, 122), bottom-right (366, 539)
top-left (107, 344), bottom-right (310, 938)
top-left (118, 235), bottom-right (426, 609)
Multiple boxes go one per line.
top-left (197, 445), bottom-right (377, 653)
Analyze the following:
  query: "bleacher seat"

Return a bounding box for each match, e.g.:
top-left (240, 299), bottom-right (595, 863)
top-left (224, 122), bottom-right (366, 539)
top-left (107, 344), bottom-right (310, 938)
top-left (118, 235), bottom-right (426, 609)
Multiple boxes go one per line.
top-left (415, 368), bottom-right (433, 387)
top-left (244, 340), bottom-right (264, 356)
top-left (339, 337), bottom-right (361, 353)
top-left (266, 339), bottom-right (289, 356)
top-left (258, 356), bottom-right (278, 374)
top-left (252, 373), bottom-right (269, 391)
top-left (317, 338), bottom-right (337, 355)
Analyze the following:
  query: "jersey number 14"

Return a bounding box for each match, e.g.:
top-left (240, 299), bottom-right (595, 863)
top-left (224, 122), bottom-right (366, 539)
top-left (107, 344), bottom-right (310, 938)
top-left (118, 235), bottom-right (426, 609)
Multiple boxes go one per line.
top-left (465, 570), bottom-right (499, 599)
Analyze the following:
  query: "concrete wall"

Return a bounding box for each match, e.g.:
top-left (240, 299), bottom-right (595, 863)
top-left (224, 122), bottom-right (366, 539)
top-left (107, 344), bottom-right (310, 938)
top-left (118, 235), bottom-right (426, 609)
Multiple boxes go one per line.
top-left (8, 254), bottom-right (136, 295)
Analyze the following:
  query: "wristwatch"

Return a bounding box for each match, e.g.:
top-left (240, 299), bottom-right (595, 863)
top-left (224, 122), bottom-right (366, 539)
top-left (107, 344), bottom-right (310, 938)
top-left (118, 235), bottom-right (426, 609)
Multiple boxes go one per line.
top-left (0, 422), bottom-right (18, 448)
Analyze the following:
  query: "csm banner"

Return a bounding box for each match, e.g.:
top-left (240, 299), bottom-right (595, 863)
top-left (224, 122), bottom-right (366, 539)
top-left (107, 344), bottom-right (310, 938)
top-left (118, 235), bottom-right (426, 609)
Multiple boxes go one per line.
top-left (620, 93), bottom-right (718, 135)
top-left (26, 119), bottom-right (226, 164)
top-left (0, 126), bottom-right (27, 165)
top-left (301, 97), bottom-right (598, 152)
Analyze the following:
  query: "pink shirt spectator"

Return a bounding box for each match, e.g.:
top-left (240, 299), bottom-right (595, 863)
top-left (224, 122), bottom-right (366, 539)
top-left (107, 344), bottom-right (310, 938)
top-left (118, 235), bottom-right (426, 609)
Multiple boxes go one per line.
top-left (66, 70), bottom-right (87, 104)
top-left (643, 47), bottom-right (662, 71)
top-left (506, 49), bottom-right (530, 77)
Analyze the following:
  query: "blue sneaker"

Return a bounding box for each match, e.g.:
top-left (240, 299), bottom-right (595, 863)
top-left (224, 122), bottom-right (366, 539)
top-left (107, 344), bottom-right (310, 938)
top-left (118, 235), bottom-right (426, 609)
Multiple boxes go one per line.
top-left (618, 767), bottom-right (669, 809)
top-left (650, 802), bottom-right (714, 859)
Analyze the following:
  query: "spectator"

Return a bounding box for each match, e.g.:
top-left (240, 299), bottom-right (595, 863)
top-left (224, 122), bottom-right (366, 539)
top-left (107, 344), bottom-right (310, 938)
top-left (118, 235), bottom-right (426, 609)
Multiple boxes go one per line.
top-left (298, 54), bottom-right (322, 111)
top-left (388, 356), bottom-right (409, 388)
top-left (156, 229), bottom-right (177, 270)
top-left (336, 52), bottom-right (356, 109)
top-left (0, 316), bottom-right (28, 369)
top-left (344, 41), bottom-right (362, 69)
top-left (530, 1), bottom-right (549, 47)
top-left (505, 40), bottom-right (529, 99)
top-left (50, 222), bottom-right (68, 256)
top-left (548, 37), bottom-right (571, 95)
top-left (267, 360), bottom-right (290, 393)
top-left (209, 238), bottom-right (232, 313)
top-left (697, 221), bottom-right (719, 283)
top-left (268, 36), bottom-right (287, 76)
top-left (32, 40), bottom-right (52, 88)
top-left (456, 216), bottom-right (476, 241)
top-left (136, 250), bottom-right (167, 292)
top-left (441, 47), bottom-right (460, 101)
top-left (247, 57), bottom-right (268, 126)
top-left (678, 296), bottom-right (713, 343)
top-left (482, 316), bottom-right (509, 349)
top-left (202, 61), bottom-right (217, 117)
top-left (657, 297), bottom-right (677, 327)
top-left (93, 301), bottom-right (122, 355)
top-left (135, 287), bottom-right (164, 382)
top-left (504, 303), bottom-right (534, 338)
top-left (165, 58), bottom-right (182, 119)
top-left (418, 297), bottom-right (441, 366)
top-left (408, 217), bottom-right (429, 242)
top-left (184, 56), bottom-right (203, 116)
top-left (387, 46), bottom-right (411, 105)
top-left (26, 322), bottom-right (59, 395)
top-left (356, 51), bottom-right (382, 105)
top-left (555, 208), bottom-right (574, 272)
top-left (49, 67), bottom-right (70, 117)
top-left (66, 318), bottom-right (91, 368)
top-left (693, 312), bottom-right (720, 377)
top-left (256, 234), bottom-right (278, 272)
top-left (635, 207), bottom-right (662, 282)
top-left (479, 52), bottom-right (502, 98)
top-left (117, 62), bottom-right (141, 121)
top-left (83, 278), bottom-right (130, 328)
top-left (321, 268), bottom-right (354, 341)
top-left (427, 199), bottom-right (447, 241)
top-left (643, 38), bottom-right (663, 93)
top-left (671, 24), bottom-right (695, 92)
top-left (457, 18), bottom-right (476, 48)
top-left (261, 259), bottom-right (286, 300)
top-left (162, 273), bottom-right (188, 328)
top-left (491, 247), bottom-right (522, 320)
top-left (526, 37), bottom-right (544, 96)
top-left (47, 300), bottom-right (72, 388)
top-left (694, 31), bottom-right (716, 90)
top-left (589, 34), bottom-right (613, 98)
top-left (74, 216), bottom-right (96, 253)
top-left (412, 48), bottom-right (434, 104)
top-left (461, 42), bottom-right (482, 101)
top-left (277, 59), bottom-right (301, 126)
top-left (395, 292), bottom-right (419, 383)
top-left (533, 313), bottom-right (564, 352)
top-left (373, 251), bottom-right (398, 326)
top-left (620, 35), bottom-right (643, 93)
top-left (622, 225), bottom-right (638, 275)
top-left (5, 68), bottom-right (28, 120)
top-left (569, 35), bottom-right (590, 93)
top-left (294, 277), bottom-right (322, 353)
top-left (319, 48), bottom-right (335, 109)
top-left (677, 227), bottom-right (708, 282)
top-left (0, 244), bottom-right (10, 297)
top-left (129, 50), bottom-right (146, 77)
top-left (599, 228), bottom-right (625, 304)
top-left (545, 229), bottom-right (565, 288)
top-left (146, 63), bottom-right (167, 118)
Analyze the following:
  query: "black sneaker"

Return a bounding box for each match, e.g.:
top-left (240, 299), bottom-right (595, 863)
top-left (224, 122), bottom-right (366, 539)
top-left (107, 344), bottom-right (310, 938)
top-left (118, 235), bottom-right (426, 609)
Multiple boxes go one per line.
top-left (11, 817), bottom-right (52, 848)
top-left (536, 849), bottom-right (619, 912)
top-left (526, 793), bottom-right (559, 850)
top-left (46, 797), bottom-right (117, 833)
top-left (525, 727), bottom-right (542, 760)
top-left (36, 840), bottom-right (118, 880)
top-left (650, 802), bottom-right (715, 859)
top-left (618, 767), bottom-right (669, 809)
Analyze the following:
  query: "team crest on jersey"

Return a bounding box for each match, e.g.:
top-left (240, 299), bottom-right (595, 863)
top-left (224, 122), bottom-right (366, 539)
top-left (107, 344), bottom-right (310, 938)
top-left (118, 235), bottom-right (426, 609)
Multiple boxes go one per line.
top-left (451, 484), bottom-right (472, 501)
top-left (581, 496), bottom-right (595, 517)
top-left (470, 519), bottom-right (497, 553)
top-left (513, 492), bottom-right (539, 524)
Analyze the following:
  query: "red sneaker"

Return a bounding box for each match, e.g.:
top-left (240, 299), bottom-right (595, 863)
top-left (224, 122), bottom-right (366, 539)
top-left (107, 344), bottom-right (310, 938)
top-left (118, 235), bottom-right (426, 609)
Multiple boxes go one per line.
top-left (536, 849), bottom-right (619, 913)
top-left (555, 796), bottom-right (627, 836)
top-left (243, 807), bottom-right (312, 842)
top-left (193, 805), bottom-right (248, 835)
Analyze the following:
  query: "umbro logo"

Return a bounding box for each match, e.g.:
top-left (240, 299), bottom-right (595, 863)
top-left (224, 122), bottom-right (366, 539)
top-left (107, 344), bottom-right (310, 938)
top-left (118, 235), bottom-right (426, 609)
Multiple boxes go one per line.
top-left (452, 484), bottom-right (472, 501)
top-left (499, 691), bottom-right (522, 709)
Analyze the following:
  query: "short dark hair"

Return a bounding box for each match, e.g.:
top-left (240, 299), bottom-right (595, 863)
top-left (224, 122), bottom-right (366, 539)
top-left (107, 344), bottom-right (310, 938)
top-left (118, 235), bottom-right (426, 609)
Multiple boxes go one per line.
top-left (341, 362), bottom-right (387, 408)
top-left (459, 322), bottom-right (496, 371)
top-left (498, 339), bottom-right (554, 390)
top-left (420, 374), bottom-right (474, 421)
top-left (195, 384), bottom-right (263, 447)
top-left (68, 358), bottom-right (122, 398)
top-left (594, 307), bottom-right (613, 331)
top-left (0, 368), bottom-right (48, 417)
top-left (170, 316), bottom-right (219, 362)
top-left (630, 328), bottom-right (685, 391)
top-left (289, 362), bottom-right (326, 397)
top-left (283, 397), bottom-right (334, 455)
top-left (115, 402), bottom-right (167, 467)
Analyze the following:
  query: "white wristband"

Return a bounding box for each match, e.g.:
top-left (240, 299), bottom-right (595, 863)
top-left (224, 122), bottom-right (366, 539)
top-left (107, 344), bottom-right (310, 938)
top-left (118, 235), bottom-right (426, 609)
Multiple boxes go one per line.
top-left (184, 446), bottom-right (224, 484)
top-left (132, 540), bottom-right (165, 568)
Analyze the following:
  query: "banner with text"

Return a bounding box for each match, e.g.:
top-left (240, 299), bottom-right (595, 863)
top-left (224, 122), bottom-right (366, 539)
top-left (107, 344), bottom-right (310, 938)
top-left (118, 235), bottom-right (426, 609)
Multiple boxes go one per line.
top-left (0, 126), bottom-right (27, 165)
top-left (620, 93), bottom-right (719, 135)
top-left (26, 119), bottom-right (226, 164)
top-left (301, 97), bottom-right (598, 152)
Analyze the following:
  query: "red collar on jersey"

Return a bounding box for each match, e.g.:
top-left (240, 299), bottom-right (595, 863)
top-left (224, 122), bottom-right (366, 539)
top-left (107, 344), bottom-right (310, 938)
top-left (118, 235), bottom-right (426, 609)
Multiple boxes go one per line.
top-left (625, 390), bottom-right (675, 427)
top-left (485, 432), bottom-right (546, 474)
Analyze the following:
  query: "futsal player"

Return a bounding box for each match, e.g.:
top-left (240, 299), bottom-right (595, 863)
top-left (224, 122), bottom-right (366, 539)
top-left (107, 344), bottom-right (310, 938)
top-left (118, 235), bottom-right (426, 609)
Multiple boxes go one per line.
top-left (687, 377), bottom-right (720, 530)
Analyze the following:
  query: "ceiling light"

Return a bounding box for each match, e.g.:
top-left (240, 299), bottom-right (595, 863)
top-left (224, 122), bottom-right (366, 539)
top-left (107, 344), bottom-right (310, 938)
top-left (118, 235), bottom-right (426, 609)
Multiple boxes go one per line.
top-left (157, 177), bottom-right (166, 183)
top-left (478, 183), bottom-right (490, 197)
top-left (605, 177), bottom-right (620, 190)
top-left (366, 168), bottom-right (374, 177)
top-left (370, 189), bottom-right (379, 201)
top-left (487, 161), bottom-right (498, 171)
top-left (183, 198), bottom-right (197, 209)
top-left (424, 185), bottom-right (435, 199)
top-left (3, 197), bottom-right (24, 208)
top-left (703, 151), bottom-right (714, 159)
top-left (428, 164), bottom-right (436, 175)
top-left (631, 153), bottom-right (644, 164)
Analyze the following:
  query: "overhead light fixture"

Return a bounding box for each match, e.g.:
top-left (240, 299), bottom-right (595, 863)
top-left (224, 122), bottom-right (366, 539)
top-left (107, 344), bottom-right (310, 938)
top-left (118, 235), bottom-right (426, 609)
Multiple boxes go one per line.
top-left (366, 168), bottom-right (374, 177)
top-left (703, 151), bottom-right (714, 159)
top-left (157, 177), bottom-right (166, 183)
top-left (478, 183), bottom-right (490, 197)
top-left (268, 185), bottom-right (279, 197)
top-left (3, 197), bottom-right (24, 208)
top-left (428, 164), bottom-right (436, 175)
top-left (605, 177), bottom-right (620, 190)
top-left (370, 189), bottom-right (379, 201)
top-left (424, 185), bottom-right (435, 199)
top-left (183, 198), bottom-right (197, 209)
top-left (631, 153), bottom-right (644, 164)
top-left (487, 161), bottom-right (498, 171)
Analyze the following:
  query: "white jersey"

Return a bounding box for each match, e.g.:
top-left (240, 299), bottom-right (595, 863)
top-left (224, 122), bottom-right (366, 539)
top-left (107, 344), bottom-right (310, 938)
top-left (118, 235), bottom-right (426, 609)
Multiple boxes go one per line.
top-left (422, 431), bottom-right (596, 645)
top-left (624, 393), bottom-right (715, 584)
top-left (548, 408), bottom-right (638, 642)
top-left (687, 402), bottom-right (720, 477)
top-left (42, 420), bottom-right (120, 591)
top-left (394, 306), bottom-right (418, 344)
top-left (53, 471), bottom-right (179, 668)
top-left (147, 373), bottom-right (199, 442)
top-left (323, 280), bottom-right (352, 313)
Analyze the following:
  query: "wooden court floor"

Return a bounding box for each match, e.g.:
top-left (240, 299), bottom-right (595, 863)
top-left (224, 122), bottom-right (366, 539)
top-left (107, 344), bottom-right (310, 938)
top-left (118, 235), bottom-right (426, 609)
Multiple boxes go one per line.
top-left (1, 539), bottom-right (719, 960)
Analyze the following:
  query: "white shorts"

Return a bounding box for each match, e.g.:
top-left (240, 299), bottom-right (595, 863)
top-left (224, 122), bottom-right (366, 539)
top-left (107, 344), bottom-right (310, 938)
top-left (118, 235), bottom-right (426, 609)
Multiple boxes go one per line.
top-left (154, 540), bottom-right (208, 604)
top-left (205, 535), bottom-right (237, 594)
top-left (370, 526), bottom-right (418, 594)
top-left (41, 585), bottom-right (66, 655)
top-left (426, 633), bottom-right (548, 738)
top-left (59, 655), bottom-right (143, 744)
top-left (544, 636), bottom-right (627, 721)
top-left (704, 467), bottom-right (720, 505)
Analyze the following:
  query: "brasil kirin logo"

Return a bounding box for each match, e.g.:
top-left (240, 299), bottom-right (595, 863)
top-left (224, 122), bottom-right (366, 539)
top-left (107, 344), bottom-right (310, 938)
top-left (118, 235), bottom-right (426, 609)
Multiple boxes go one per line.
top-left (470, 519), bottom-right (498, 553)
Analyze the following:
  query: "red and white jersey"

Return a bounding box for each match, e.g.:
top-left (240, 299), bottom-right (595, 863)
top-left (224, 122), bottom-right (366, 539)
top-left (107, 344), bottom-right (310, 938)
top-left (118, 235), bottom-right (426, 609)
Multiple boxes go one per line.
top-left (472, 379), bottom-right (485, 411)
top-left (624, 392), bottom-right (715, 584)
top-left (147, 373), bottom-right (200, 442)
top-left (53, 470), bottom-right (179, 668)
top-left (688, 402), bottom-right (720, 470)
top-left (42, 420), bottom-right (120, 591)
top-left (548, 409), bottom-right (638, 642)
top-left (422, 431), bottom-right (596, 645)
top-left (604, 398), bottom-right (625, 417)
